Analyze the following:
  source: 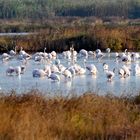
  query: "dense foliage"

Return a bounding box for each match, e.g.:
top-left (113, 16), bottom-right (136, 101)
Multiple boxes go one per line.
top-left (0, 0), bottom-right (140, 19)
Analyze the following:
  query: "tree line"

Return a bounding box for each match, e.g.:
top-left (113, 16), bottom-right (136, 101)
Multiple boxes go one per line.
top-left (0, 0), bottom-right (140, 19)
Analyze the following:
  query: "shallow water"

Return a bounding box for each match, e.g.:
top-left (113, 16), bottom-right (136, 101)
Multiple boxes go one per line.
top-left (0, 53), bottom-right (140, 96)
top-left (0, 32), bottom-right (33, 36)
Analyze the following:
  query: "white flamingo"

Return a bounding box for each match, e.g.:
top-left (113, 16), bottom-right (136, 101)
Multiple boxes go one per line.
top-left (106, 48), bottom-right (111, 53)
top-left (103, 63), bottom-right (109, 71)
top-left (77, 67), bottom-right (86, 75)
top-left (1, 53), bottom-right (11, 61)
top-left (39, 47), bottom-right (48, 58)
top-left (95, 49), bottom-right (101, 54)
top-left (15, 65), bottom-right (26, 75)
top-left (86, 64), bottom-right (97, 75)
top-left (6, 65), bottom-right (26, 76)
top-left (18, 47), bottom-right (31, 60)
top-left (51, 65), bottom-right (60, 73)
top-left (63, 69), bottom-right (72, 79)
top-left (67, 66), bottom-right (76, 76)
top-left (131, 52), bottom-right (140, 61)
top-left (51, 51), bottom-right (57, 58)
top-left (118, 68), bottom-right (125, 78)
top-left (47, 53), bottom-right (53, 60)
top-left (58, 64), bottom-right (66, 73)
top-left (6, 66), bottom-right (15, 75)
top-left (48, 72), bottom-right (60, 81)
top-left (32, 69), bottom-right (47, 77)
top-left (134, 64), bottom-right (140, 75)
top-left (55, 59), bottom-right (61, 65)
top-left (122, 65), bottom-right (131, 77)
top-left (70, 45), bottom-right (77, 57)
top-left (79, 49), bottom-right (88, 58)
top-left (14, 66), bottom-right (22, 75)
top-left (106, 69), bottom-right (115, 82)
top-left (9, 46), bottom-right (17, 56)
top-left (121, 53), bottom-right (131, 63)
top-left (124, 49), bottom-right (128, 54)
top-left (63, 51), bottom-right (71, 60)
top-left (73, 64), bottom-right (86, 75)
top-left (96, 49), bottom-right (104, 60)
top-left (35, 55), bottom-right (43, 62)
top-left (88, 51), bottom-right (94, 55)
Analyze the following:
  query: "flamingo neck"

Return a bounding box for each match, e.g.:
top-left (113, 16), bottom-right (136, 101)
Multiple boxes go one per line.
top-left (15, 46), bottom-right (17, 54)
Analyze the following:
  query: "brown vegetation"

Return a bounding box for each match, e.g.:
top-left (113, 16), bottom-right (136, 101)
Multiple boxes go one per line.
top-left (0, 90), bottom-right (140, 139)
top-left (0, 24), bottom-right (140, 53)
top-left (0, 18), bottom-right (140, 53)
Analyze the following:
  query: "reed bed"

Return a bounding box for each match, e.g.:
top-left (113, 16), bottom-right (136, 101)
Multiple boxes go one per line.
top-left (0, 25), bottom-right (140, 53)
top-left (0, 90), bottom-right (140, 140)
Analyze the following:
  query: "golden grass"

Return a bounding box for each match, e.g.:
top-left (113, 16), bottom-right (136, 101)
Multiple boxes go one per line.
top-left (0, 90), bottom-right (140, 140)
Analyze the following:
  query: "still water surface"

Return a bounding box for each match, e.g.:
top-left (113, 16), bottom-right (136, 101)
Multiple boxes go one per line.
top-left (0, 53), bottom-right (140, 96)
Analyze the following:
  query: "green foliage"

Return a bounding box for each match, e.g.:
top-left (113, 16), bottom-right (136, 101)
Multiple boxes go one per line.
top-left (0, 0), bottom-right (140, 19)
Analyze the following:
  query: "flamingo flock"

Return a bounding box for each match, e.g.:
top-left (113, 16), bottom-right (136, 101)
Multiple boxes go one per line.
top-left (1, 46), bottom-right (140, 83)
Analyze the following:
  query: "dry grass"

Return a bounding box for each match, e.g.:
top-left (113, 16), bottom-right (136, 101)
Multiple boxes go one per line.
top-left (0, 90), bottom-right (140, 140)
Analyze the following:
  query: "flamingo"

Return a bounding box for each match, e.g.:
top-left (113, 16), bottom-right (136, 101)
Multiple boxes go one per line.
top-left (131, 52), bottom-right (140, 61)
top-left (6, 65), bottom-right (26, 76)
top-left (58, 64), bottom-right (66, 73)
top-left (106, 69), bottom-right (115, 82)
top-left (35, 55), bottom-right (43, 63)
top-left (18, 47), bottom-right (31, 60)
top-left (79, 49), bottom-right (88, 58)
top-left (72, 63), bottom-right (86, 75)
top-left (6, 66), bottom-right (15, 75)
top-left (42, 47), bottom-right (48, 59)
top-left (86, 64), bottom-right (97, 75)
top-left (64, 51), bottom-right (71, 60)
top-left (67, 66), bottom-right (76, 76)
top-left (51, 51), bottom-right (57, 58)
top-left (47, 53), bottom-right (53, 60)
top-left (106, 48), bottom-right (111, 57)
top-left (122, 65), bottom-right (131, 77)
top-left (55, 59), bottom-right (61, 65)
top-left (32, 69), bottom-right (47, 77)
top-left (1, 53), bottom-right (11, 61)
top-left (44, 65), bottom-right (51, 72)
top-left (9, 46), bottom-right (17, 56)
top-left (96, 49), bottom-right (104, 60)
top-left (121, 53), bottom-right (131, 63)
top-left (134, 64), bottom-right (140, 75)
top-left (14, 65), bottom-right (26, 75)
top-left (70, 45), bottom-right (77, 57)
top-left (77, 67), bottom-right (86, 75)
top-left (88, 51), bottom-right (94, 55)
top-left (63, 69), bottom-right (72, 79)
top-left (118, 68), bottom-right (125, 78)
top-left (115, 52), bottom-right (121, 62)
top-left (106, 48), bottom-right (111, 53)
top-left (20, 65), bottom-right (26, 74)
top-left (103, 63), bottom-right (109, 71)
top-left (14, 66), bottom-right (22, 75)
top-left (48, 73), bottom-right (60, 81)
top-left (95, 49), bottom-right (101, 54)
top-left (51, 65), bottom-right (60, 73)
top-left (124, 49), bottom-right (128, 54)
